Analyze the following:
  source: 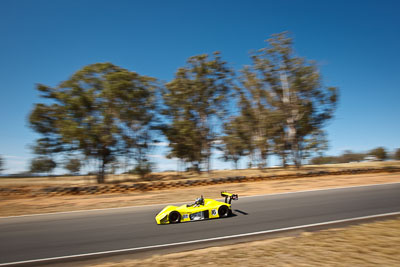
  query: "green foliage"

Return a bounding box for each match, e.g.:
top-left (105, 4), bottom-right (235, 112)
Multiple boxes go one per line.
top-left (310, 156), bottom-right (337, 165)
top-left (228, 90), bottom-right (277, 169)
top-left (64, 158), bottom-right (81, 174)
top-left (395, 148), bottom-right (400, 160)
top-left (369, 147), bottom-right (387, 161)
top-left (29, 63), bottom-right (158, 183)
top-left (130, 161), bottom-right (153, 178)
top-left (338, 150), bottom-right (365, 163)
top-left (220, 116), bottom-right (250, 169)
top-left (162, 52), bottom-right (234, 172)
top-left (27, 33), bottom-right (340, 176)
top-left (302, 130), bottom-right (329, 158)
top-left (30, 157), bottom-right (57, 174)
top-left (312, 148), bottom-right (400, 165)
top-left (311, 150), bottom-right (367, 164)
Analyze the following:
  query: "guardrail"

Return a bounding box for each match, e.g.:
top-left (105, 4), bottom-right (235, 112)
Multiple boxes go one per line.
top-left (1, 167), bottom-right (399, 197)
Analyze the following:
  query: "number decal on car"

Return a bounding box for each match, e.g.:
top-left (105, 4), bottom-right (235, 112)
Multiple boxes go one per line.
top-left (212, 209), bottom-right (217, 216)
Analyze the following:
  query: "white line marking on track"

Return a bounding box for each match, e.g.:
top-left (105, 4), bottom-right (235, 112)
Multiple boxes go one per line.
top-left (1, 211), bottom-right (399, 266)
top-left (0, 181), bottom-right (399, 219)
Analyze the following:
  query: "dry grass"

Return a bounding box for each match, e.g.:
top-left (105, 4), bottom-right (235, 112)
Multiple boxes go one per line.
top-left (1, 172), bottom-right (399, 217)
top-left (87, 218), bottom-right (400, 267)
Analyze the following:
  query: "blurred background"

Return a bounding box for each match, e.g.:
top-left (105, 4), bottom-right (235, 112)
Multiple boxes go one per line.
top-left (0, 0), bottom-right (399, 178)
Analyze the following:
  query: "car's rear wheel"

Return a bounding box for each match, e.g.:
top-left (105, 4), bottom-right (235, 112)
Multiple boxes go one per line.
top-left (169, 211), bottom-right (181, 223)
top-left (218, 205), bottom-right (230, 217)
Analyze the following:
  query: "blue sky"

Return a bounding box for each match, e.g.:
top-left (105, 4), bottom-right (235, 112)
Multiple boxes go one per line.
top-left (0, 0), bottom-right (399, 173)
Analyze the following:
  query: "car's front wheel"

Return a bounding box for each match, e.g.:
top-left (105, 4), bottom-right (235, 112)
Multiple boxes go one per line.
top-left (218, 205), bottom-right (230, 217)
top-left (169, 211), bottom-right (181, 223)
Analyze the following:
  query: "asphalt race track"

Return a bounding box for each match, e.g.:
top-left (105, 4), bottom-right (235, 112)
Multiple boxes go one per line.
top-left (1, 183), bottom-right (400, 265)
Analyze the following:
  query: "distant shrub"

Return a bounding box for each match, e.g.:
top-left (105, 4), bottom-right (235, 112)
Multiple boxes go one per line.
top-left (310, 156), bottom-right (338, 165)
top-left (369, 147), bottom-right (387, 161)
top-left (129, 162), bottom-right (153, 178)
top-left (337, 150), bottom-right (366, 163)
top-left (394, 148), bottom-right (400, 160)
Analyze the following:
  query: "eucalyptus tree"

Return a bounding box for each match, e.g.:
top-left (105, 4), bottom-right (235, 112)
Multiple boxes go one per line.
top-left (220, 115), bottom-right (250, 169)
top-left (240, 32), bottom-right (338, 167)
top-left (162, 52), bottom-right (234, 172)
top-left (29, 63), bottom-right (158, 183)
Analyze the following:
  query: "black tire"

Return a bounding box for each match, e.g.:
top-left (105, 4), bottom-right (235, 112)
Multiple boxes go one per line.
top-left (218, 205), bottom-right (230, 218)
top-left (169, 211), bottom-right (181, 223)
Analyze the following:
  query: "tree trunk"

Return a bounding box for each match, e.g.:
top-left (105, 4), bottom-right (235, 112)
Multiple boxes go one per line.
top-left (97, 159), bottom-right (106, 184)
top-left (292, 140), bottom-right (302, 169)
top-left (281, 155), bottom-right (287, 168)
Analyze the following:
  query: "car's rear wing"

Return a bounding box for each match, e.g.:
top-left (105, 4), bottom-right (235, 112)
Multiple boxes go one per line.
top-left (221, 192), bottom-right (238, 204)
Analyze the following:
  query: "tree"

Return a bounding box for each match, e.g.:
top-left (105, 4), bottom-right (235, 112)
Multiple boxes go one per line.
top-left (29, 63), bottom-right (158, 183)
top-left (64, 158), bottom-right (81, 175)
top-left (302, 129), bottom-right (329, 159)
top-left (0, 155), bottom-right (4, 174)
top-left (369, 147), bottom-right (387, 161)
top-left (162, 118), bottom-right (203, 172)
top-left (394, 148), bottom-right (400, 160)
top-left (338, 150), bottom-right (365, 163)
top-left (162, 52), bottom-right (234, 172)
top-left (220, 116), bottom-right (250, 169)
top-left (240, 32), bottom-right (338, 167)
top-left (30, 157), bottom-right (57, 175)
top-left (231, 89), bottom-right (283, 168)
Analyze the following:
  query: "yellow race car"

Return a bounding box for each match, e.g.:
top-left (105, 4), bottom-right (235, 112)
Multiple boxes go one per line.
top-left (155, 192), bottom-right (238, 224)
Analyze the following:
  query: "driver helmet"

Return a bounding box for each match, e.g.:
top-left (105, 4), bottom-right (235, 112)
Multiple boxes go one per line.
top-left (195, 195), bottom-right (204, 205)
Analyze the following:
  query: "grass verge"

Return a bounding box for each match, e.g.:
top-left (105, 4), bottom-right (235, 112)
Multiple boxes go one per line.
top-left (87, 217), bottom-right (400, 267)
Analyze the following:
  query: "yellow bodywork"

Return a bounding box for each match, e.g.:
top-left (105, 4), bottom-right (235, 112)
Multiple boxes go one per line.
top-left (155, 198), bottom-right (232, 224)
